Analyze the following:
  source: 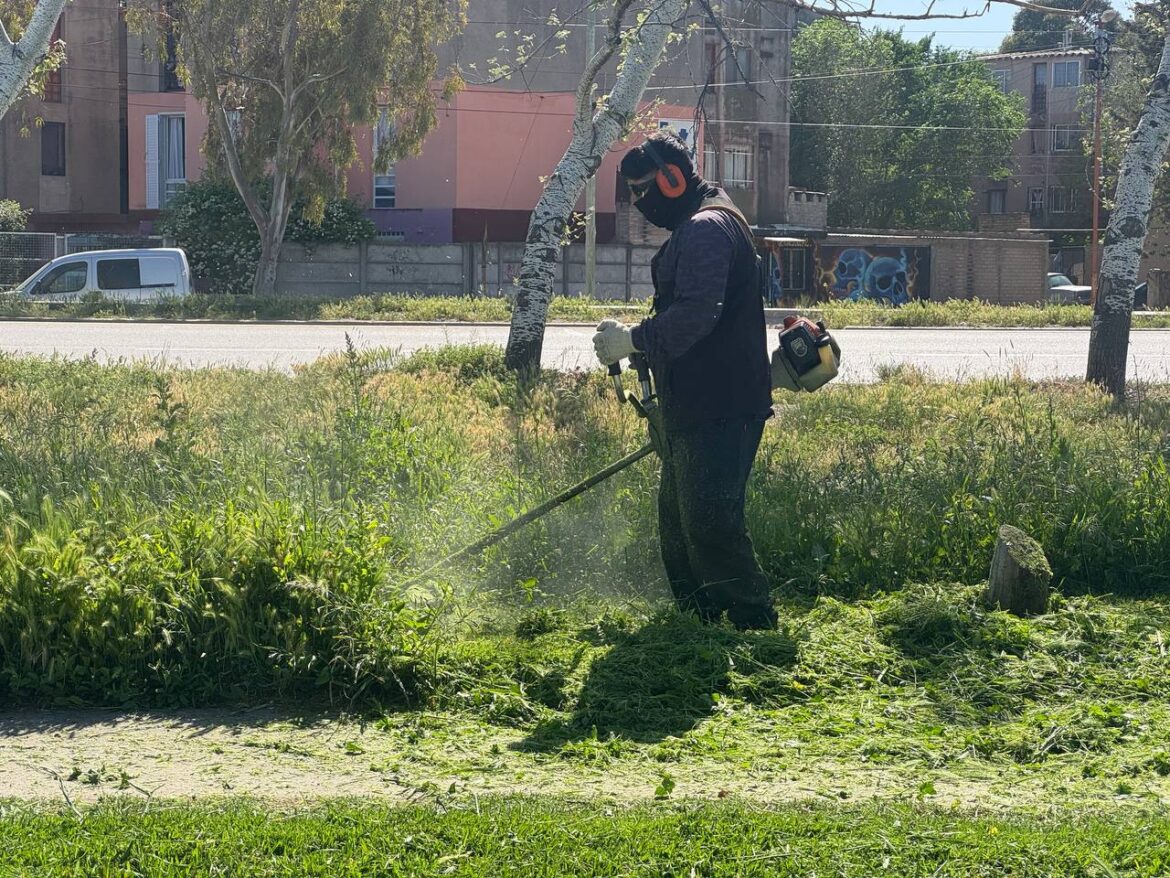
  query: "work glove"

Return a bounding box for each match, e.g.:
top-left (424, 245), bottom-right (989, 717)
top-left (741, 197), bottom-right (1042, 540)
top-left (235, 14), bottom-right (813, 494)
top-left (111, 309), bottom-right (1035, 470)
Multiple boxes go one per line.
top-left (592, 319), bottom-right (638, 366)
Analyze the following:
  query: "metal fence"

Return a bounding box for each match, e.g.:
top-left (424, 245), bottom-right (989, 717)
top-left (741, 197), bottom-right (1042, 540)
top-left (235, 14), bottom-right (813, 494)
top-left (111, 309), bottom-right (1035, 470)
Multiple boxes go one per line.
top-left (0, 232), bottom-right (57, 288)
top-left (0, 233), bottom-right (166, 288)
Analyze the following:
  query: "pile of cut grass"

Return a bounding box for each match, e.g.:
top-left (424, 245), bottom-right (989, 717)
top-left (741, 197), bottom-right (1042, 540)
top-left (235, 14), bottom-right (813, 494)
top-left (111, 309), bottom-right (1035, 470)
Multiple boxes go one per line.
top-left (3, 798), bottom-right (1167, 877)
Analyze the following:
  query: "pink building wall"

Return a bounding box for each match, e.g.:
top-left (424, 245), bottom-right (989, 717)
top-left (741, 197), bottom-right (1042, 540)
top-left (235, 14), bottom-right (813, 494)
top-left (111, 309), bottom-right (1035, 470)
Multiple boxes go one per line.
top-left (127, 92), bottom-right (207, 212)
top-left (129, 85), bottom-right (696, 241)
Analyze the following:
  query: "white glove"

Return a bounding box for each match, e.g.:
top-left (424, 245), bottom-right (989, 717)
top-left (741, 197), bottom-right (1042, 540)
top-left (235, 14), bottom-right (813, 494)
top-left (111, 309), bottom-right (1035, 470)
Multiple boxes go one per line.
top-left (592, 320), bottom-right (638, 366)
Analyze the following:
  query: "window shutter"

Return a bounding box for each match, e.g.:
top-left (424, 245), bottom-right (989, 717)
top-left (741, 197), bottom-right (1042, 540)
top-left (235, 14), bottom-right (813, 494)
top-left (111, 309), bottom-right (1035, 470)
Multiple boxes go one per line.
top-left (145, 115), bottom-right (159, 209)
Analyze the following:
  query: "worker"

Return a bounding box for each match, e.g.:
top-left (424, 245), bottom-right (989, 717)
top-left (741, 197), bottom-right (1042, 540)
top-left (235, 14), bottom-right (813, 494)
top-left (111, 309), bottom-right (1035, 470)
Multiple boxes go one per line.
top-left (592, 131), bottom-right (776, 631)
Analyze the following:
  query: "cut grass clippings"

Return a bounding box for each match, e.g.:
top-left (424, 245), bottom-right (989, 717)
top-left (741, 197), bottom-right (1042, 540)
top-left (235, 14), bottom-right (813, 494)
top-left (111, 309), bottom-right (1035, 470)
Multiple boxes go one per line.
top-left (2, 798), bottom-right (1168, 877)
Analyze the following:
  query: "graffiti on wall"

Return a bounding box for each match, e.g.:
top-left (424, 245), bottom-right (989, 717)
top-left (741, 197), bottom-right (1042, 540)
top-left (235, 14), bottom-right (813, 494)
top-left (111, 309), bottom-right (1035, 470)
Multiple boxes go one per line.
top-left (818, 246), bottom-right (930, 305)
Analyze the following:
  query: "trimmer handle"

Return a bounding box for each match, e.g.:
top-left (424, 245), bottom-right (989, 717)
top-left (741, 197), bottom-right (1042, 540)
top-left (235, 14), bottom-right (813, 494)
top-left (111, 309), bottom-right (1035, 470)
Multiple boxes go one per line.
top-left (629, 352), bottom-right (653, 405)
top-left (608, 360), bottom-right (627, 403)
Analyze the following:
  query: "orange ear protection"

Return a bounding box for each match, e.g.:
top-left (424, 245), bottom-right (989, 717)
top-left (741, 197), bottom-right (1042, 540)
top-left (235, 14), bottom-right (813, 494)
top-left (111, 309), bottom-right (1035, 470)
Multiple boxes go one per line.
top-left (642, 142), bottom-right (689, 199)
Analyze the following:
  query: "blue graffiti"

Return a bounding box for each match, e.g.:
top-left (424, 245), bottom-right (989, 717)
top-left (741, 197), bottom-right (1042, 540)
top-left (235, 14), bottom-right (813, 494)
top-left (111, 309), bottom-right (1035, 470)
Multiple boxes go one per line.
top-left (860, 253), bottom-right (910, 306)
top-left (830, 248), bottom-right (870, 298)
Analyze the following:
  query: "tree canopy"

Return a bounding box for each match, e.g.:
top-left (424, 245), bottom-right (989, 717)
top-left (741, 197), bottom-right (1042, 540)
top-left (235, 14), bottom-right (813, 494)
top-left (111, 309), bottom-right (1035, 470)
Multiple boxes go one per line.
top-left (999, 0), bottom-right (1111, 53)
top-left (790, 19), bottom-right (1026, 230)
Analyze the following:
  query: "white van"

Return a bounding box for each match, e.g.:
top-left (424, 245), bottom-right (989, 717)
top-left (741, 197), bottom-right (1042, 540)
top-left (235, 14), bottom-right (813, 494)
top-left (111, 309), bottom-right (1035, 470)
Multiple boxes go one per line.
top-left (12, 248), bottom-right (192, 303)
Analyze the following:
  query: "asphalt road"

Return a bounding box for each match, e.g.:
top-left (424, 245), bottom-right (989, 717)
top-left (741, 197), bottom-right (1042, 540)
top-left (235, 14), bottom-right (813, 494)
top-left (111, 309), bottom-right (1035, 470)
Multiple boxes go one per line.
top-left (4, 320), bottom-right (1170, 382)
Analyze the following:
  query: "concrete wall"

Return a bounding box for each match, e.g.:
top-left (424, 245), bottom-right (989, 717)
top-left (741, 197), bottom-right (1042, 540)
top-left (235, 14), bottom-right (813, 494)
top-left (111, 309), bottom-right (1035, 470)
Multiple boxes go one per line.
top-left (276, 239), bottom-right (659, 299)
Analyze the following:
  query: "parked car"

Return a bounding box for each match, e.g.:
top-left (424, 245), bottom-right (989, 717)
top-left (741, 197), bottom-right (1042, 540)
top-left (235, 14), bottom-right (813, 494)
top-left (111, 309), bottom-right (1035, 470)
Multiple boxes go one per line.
top-left (1047, 272), bottom-right (1092, 305)
top-left (11, 249), bottom-right (192, 303)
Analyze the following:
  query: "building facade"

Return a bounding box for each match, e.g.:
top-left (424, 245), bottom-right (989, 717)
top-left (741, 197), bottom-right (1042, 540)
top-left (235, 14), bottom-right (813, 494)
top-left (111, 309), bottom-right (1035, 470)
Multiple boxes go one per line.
top-left (976, 48), bottom-right (1093, 249)
top-left (0, 0), bottom-right (128, 230)
top-left (7, 1), bottom-right (813, 242)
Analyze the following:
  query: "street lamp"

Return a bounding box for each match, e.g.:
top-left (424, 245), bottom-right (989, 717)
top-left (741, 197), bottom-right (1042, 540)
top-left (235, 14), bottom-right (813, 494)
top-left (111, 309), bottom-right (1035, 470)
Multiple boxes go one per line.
top-left (1088, 7), bottom-right (1118, 307)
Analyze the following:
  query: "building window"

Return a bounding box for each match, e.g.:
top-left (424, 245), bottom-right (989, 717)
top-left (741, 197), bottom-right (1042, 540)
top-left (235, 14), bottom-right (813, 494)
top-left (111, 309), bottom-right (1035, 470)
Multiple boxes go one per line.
top-left (991, 69), bottom-right (1009, 93)
top-left (1028, 187), bottom-right (1045, 214)
top-left (41, 122), bottom-right (65, 176)
top-left (725, 45), bottom-right (752, 83)
top-left (723, 146), bottom-right (753, 188)
top-left (987, 189), bottom-right (1006, 214)
top-left (704, 38), bottom-right (720, 85)
top-left (159, 114), bottom-right (186, 206)
top-left (1051, 124), bottom-right (1078, 152)
top-left (1053, 186), bottom-right (1076, 213)
top-left (703, 145), bottom-right (719, 182)
top-left (373, 171), bottom-right (396, 209)
top-left (1053, 60), bottom-right (1080, 88)
top-left (781, 248), bottom-right (807, 292)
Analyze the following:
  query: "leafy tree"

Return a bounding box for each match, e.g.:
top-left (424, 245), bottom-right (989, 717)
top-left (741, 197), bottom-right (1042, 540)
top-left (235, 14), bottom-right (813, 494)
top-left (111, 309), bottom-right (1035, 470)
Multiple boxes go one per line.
top-left (791, 20), bottom-right (1025, 231)
top-left (0, 0), bottom-right (67, 120)
top-left (129, 0), bottom-right (463, 297)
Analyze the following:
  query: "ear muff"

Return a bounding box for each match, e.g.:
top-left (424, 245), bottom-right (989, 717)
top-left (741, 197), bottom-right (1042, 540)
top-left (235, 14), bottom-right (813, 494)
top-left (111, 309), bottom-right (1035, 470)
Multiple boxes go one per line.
top-left (656, 164), bottom-right (688, 199)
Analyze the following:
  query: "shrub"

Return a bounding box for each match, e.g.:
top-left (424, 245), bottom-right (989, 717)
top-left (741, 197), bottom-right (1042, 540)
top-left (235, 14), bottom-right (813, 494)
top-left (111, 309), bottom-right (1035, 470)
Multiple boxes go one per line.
top-left (0, 200), bottom-right (31, 232)
top-left (158, 181), bottom-right (375, 295)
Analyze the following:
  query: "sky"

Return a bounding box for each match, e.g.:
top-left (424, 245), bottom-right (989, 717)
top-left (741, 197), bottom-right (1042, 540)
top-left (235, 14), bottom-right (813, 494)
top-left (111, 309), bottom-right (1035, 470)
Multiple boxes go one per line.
top-left (860, 0), bottom-right (1019, 52)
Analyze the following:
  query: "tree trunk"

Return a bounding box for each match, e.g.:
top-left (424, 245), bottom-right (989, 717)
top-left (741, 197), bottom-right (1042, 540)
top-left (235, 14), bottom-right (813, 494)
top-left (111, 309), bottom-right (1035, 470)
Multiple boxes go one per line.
top-left (1086, 32), bottom-right (1170, 398)
top-left (253, 175), bottom-right (294, 297)
top-left (0, 0), bottom-right (68, 121)
top-left (503, 0), bottom-right (690, 376)
top-left (983, 525), bottom-right (1053, 617)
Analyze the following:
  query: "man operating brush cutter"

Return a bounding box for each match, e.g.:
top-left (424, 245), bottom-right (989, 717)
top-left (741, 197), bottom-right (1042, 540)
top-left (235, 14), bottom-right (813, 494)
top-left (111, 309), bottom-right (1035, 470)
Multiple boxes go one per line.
top-left (593, 131), bottom-right (777, 631)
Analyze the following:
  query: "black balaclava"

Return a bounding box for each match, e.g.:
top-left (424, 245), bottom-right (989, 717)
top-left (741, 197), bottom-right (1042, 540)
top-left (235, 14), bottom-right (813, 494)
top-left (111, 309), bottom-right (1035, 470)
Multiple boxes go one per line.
top-left (620, 135), bottom-right (717, 231)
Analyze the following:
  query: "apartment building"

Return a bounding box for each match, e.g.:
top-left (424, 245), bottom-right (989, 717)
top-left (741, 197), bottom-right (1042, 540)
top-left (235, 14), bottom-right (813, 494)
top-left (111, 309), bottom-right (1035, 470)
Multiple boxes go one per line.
top-left (0, 0), bottom-right (128, 230)
top-left (8, 1), bottom-right (819, 243)
top-left (976, 48), bottom-right (1093, 234)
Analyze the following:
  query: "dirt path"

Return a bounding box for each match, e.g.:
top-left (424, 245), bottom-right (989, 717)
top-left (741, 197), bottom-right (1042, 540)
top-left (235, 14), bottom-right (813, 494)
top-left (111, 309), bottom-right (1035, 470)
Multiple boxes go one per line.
top-left (6, 708), bottom-right (1159, 811)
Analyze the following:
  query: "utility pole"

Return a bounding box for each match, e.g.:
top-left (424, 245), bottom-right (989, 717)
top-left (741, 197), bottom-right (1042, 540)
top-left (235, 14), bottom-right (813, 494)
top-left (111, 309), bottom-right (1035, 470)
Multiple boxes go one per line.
top-left (1088, 9), bottom-right (1117, 306)
top-left (584, 1), bottom-right (597, 299)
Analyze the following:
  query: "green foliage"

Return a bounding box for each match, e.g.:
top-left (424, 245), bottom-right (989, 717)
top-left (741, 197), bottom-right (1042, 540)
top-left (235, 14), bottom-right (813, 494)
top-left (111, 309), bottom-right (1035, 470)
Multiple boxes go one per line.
top-left (6, 798), bottom-right (1169, 877)
top-left (790, 21), bottom-right (1026, 230)
top-left (0, 199), bottom-right (31, 232)
top-left (158, 180), bottom-right (375, 294)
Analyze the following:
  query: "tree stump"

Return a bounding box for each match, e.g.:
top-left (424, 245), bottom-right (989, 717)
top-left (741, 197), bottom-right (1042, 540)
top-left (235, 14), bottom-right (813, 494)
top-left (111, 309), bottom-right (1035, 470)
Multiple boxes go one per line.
top-left (983, 525), bottom-right (1052, 617)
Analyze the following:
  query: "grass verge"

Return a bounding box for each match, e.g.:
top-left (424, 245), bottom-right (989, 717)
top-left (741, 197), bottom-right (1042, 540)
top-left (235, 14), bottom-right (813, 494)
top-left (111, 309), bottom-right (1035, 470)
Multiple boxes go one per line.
top-left (4, 293), bottom-right (1170, 327)
top-left (2, 798), bottom-right (1168, 877)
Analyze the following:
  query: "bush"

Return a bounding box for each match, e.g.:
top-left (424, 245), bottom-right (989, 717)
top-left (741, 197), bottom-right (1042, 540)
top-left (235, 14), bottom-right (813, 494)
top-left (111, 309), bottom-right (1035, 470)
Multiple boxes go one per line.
top-left (158, 181), bottom-right (375, 295)
top-left (0, 199), bottom-right (31, 232)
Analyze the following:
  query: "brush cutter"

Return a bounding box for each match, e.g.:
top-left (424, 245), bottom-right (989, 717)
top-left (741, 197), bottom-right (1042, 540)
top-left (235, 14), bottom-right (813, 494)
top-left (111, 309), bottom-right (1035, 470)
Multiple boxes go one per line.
top-left (411, 355), bottom-right (659, 579)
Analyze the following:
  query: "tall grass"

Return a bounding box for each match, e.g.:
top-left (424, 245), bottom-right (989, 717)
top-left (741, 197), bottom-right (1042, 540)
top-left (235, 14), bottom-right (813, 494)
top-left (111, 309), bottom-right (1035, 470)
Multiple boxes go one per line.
top-left (1, 347), bottom-right (1169, 707)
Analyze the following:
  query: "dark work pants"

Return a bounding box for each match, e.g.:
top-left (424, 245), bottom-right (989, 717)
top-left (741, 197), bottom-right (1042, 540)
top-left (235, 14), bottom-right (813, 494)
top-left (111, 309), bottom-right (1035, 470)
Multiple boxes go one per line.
top-left (657, 416), bottom-right (776, 630)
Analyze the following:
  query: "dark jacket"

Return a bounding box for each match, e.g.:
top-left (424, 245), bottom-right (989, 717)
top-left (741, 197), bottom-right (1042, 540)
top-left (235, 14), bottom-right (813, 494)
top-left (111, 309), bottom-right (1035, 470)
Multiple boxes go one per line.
top-left (630, 191), bottom-right (772, 430)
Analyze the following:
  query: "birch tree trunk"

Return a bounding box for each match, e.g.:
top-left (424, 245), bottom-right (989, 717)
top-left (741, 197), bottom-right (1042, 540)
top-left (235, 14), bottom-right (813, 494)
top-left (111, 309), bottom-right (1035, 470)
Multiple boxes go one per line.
top-left (1086, 32), bottom-right (1170, 398)
top-left (0, 0), bottom-right (68, 121)
top-left (503, 0), bottom-right (689, 376)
